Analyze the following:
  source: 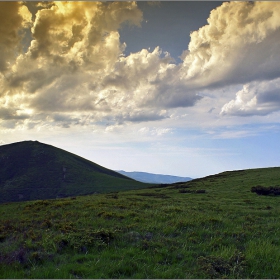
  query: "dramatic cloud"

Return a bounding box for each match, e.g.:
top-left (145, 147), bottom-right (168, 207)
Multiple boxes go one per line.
top-left (179, 1), bottom-right (280, 86)
top-left (0, 1), bottom-right (146, 128)
top-left (177, 1), bottom-right (280, 117)
top-left (0, 1), bottom-right (280, 130)
top-left (0, 2), bottom-right (31, 71)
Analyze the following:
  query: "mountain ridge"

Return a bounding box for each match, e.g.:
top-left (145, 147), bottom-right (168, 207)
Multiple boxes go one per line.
top-left (116, 170), bottom-right (192, 184)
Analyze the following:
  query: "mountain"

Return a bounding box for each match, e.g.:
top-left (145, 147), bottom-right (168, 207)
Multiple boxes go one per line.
top-left (116, 170), bottom-right (192, 184)
top-left (0, 141), bottom-right (148, 203)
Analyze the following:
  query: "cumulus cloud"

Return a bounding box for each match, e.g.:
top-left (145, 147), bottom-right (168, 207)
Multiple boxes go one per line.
top-left (221, 78), bottom-right (280, 116)
top-left (7, 1), bottom-right (142, 92)
top-left (0, 1), bottom-right (201, 131)
top-left (101, 47), bottom-right (201, 109)
top-left (0, 1), bottom-right (146, 128)
top-left (176, 1), bottom-right (280, 118)
top-left (1, 1), bottom-right (280, 130)
top-left (179, 1), bottom-right (280, 87)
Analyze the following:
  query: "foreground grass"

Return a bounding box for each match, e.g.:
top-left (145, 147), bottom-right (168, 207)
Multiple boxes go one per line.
top-left (1, 167), bottom-right (280, 278)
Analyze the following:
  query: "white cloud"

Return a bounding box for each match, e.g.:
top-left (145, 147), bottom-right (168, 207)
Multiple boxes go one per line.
top-left (221, 78), bottom-right (280, 116)
top-left (138, 126), bottom-right (172, 136)
top-left (179, 2), bottom-right (280, 87)
top-left (153, 128), bottom-right (172, 136)
top-left (105, 124), bottom-right (124, 133)
top-left (208, 129), bottom-right (258, 139)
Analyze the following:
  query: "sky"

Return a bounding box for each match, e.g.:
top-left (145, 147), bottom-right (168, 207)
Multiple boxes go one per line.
top-left (1, 1), bottom-right (280, 178)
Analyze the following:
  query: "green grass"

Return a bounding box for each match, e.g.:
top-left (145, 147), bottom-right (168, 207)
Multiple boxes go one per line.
top-left (0, 166), bottom-right (280, 278)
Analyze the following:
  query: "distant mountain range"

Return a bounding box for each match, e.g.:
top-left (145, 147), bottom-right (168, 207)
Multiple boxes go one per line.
top-left (0, 141), bottom-right (148, 203)
top-left (116, 170), bottom-right (192, 184)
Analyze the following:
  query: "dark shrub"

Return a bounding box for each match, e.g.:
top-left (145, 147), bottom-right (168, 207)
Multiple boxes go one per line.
top-left (148, 184), bottom-right (170, 189)
top-left (251, 186), bottom-right (280, 196)
top-left (196, 190), bottom-right (206, 194)
top-left (179, 189), bottom-right (192, 193)
top-left (171, 184), bottom-right (192, 189)
top-left (179, 189), bottom-right (206, 194)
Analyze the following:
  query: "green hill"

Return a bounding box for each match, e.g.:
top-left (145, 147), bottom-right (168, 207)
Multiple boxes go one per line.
top-left (0, 141), bottom-right (148, 203)
top-left (0, 166), bottom-right (280, 278)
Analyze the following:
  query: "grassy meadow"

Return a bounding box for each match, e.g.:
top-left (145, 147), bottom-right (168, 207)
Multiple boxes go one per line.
top-left (1, 167), bottom-right (280, 278)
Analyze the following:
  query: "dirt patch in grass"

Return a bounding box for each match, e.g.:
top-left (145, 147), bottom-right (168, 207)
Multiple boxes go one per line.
top-left (197, 251), bottom-right (246, 278)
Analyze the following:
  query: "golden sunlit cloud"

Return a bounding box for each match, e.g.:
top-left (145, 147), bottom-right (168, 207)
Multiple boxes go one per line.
top-left (0, 1), bottom-right (280, 132)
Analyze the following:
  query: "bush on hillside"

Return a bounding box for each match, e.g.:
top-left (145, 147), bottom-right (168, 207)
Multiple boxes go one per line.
top-left (251, 185), bottom-right (280, 196)
top-left (179, 189), bottom-right (206, 194)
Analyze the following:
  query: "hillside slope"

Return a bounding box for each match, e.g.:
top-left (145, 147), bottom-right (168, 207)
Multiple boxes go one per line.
top-left (0, 141), bottom-right (148, 203)
top-left (116, 170), bottom-right (192, 183)
top-left (0, 166), bottom-right (280, 278)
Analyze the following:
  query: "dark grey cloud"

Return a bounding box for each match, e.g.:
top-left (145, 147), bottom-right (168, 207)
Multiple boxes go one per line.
top-left (149, 83), bottom-right (202, 109)
top-left (0, 2), bottom-right (31, 72)
top-left (120, 110), bottom-right (168, 123)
